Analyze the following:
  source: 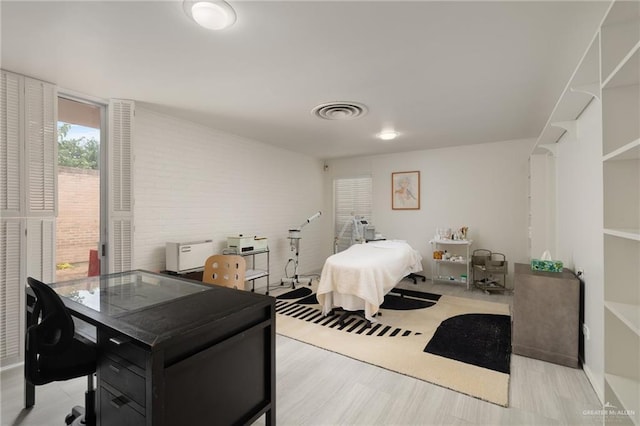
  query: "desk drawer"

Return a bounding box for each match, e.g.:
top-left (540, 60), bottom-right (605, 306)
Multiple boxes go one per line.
top-left (100, 386), bottom-right (145, 426)
top-left (100, 356), bottom-right (145, 407)
top-left (102, 331), bottom-right (146, 369)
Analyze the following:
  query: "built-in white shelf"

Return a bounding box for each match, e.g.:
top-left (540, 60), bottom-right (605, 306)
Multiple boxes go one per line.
top-left (598, 4), bottom-right (640, 424)
top-left (570, 83), bottom-right (601, 100)
top-left (601, 43), bottom-right (640, 155)
top-left (605, 374), bottom-right (640, 426)
top-left (532, 33), bottom-right (600, 154)
top-left (603, 41), bottom-right (640, 89)
top-left (530, 4), bottom-right (640, 420)
top-left (603, 228), bottom-right (640, 242)
top-left (603, 138), bottom-right (640, 162)
top-left (601, 0), bottom-right (640, 85)
top-left (605, 301), bottom-right (640, 336)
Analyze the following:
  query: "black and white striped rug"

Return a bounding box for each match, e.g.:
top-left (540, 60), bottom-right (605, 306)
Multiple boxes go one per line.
top-left (274, 287), bottom-right (512, 407)
top-left (275, 287), bottom-right (441, 337)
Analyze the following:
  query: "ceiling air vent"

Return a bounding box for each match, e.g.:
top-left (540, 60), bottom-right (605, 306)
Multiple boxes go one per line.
top-left (311, 102), bottom-right (368, 120)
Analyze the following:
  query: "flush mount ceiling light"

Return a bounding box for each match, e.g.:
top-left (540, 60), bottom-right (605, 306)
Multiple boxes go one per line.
top-left (184, 0), bottom-right (236, 30)
top-left (311, 102), bottom-right (368, 120)
top-left (377, 130), bottom-right (399, 141)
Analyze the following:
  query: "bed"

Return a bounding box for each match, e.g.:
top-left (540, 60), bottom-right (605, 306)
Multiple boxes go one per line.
top-left (317, 240), bottom-right (423, 322)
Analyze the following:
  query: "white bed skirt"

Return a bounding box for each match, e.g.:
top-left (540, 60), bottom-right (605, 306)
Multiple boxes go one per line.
top-left (317, 240), bottom-right (423, 322)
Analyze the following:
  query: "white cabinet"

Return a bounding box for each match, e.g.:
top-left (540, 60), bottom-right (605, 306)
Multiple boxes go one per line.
top-left (601, 2), bottom-right (640, 424)
top-left (429, 239), bottom-right (472, 290)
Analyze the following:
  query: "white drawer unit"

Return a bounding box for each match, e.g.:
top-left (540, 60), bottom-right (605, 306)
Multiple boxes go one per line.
top-left (165, 240), bottom-right (214, 273)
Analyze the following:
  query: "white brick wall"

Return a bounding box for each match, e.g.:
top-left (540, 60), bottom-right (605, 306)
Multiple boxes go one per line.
top-left (133, 107), bottom-right (328, 291)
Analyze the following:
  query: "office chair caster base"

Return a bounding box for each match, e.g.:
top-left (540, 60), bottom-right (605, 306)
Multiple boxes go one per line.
top-left (65, 406), bottom-right (83, 425)
top-left (406, 273), bottom-right (426, 284)
top-left (66, 389), bottom-right (95, 426)
top-left (281, 276), bottom-right (313, 290)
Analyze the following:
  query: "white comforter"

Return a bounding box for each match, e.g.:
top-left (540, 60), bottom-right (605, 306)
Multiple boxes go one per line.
top-left (317, 240), bottom-right (423, 322)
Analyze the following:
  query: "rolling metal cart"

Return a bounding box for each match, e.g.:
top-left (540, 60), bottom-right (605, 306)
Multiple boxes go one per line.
top-left (472, 249), bottom-right (508, 294)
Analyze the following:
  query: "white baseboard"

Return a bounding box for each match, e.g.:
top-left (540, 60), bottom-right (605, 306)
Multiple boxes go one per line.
top-left (583, 362), bottom-right (604, 404)
top-left (0, 361), bottom-right (23, 374)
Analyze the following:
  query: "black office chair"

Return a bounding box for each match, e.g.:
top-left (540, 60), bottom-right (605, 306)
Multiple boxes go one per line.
top-left (25, 277), bottom-right (97, 426)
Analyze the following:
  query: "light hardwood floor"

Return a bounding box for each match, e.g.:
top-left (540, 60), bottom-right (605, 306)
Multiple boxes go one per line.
top-left (1, 278), bottom-right (602, 426)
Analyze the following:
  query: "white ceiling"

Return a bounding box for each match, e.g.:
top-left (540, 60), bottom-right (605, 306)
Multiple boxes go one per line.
top-left (1, 1), bottom-right (609, 160)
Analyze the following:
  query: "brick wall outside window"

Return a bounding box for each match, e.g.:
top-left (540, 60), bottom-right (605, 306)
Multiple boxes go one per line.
top-left (56, 166), bottom-right (100, 265)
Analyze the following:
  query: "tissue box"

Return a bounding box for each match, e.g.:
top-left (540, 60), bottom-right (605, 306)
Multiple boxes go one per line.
top-left (531, 259), bottom-right (563, 273)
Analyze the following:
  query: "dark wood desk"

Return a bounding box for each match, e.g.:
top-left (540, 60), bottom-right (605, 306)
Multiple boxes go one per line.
top-left (25, 270), bottom-right (276, 425)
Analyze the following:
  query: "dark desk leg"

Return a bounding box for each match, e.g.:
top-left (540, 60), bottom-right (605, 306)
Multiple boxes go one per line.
top-left (24, 375), bottom-right (34, 408)
top-left (267, 408), bottom-right (275, 426)
top-left (267, 306), bottom-right (276, 426)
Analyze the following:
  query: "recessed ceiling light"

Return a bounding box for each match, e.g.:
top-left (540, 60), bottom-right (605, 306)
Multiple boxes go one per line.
top-left (184, 1), bottom-right (236, 31)
top-left (377, 130), bottom-right (399, 141)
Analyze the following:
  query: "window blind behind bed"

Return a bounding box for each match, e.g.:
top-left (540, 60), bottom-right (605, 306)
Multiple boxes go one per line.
top-left (334, 176), bottom-right (372, 253)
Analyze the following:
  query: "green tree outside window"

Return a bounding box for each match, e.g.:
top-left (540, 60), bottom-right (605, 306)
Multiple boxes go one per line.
top-left (58, 123), bottom-right (99, 169)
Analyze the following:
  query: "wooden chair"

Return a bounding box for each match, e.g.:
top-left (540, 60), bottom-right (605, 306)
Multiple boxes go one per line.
top-left (202, 255), bottom-right (246, 290)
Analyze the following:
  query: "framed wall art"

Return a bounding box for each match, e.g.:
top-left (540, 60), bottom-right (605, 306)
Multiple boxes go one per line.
top-left (392, 171), bottom-right (420, 210)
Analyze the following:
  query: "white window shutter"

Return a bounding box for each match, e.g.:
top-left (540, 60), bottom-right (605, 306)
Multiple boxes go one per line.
top-left (112, 219), bottom-right (133, 273)
top-left (26, 218), bottom-right (55, 283)
top-left (334, 176), bottom-right (373, 252)
top-left (108, 100), bottom-right (134, 273)
top-left (0, 218), bottom-right (24, 364)
top-left (24, 77), bottom-right (57, 216)
top-left (1, 71), bottom-right (23, 216)
top-left (0, 72), bottom-right (56, 367)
